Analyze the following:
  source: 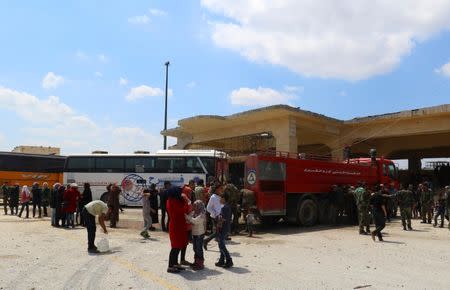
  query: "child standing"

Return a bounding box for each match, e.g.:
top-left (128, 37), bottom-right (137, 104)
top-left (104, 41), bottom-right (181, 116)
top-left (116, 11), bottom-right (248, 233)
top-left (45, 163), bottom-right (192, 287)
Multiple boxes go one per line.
top-left (215, 192), bottom-right (233, 268)
top-left (185, 200), bottom-right (206, 270)
top-left (140, 188), bottom-right (152, 239)
top-left (246, 207), bottom-right (256, 237)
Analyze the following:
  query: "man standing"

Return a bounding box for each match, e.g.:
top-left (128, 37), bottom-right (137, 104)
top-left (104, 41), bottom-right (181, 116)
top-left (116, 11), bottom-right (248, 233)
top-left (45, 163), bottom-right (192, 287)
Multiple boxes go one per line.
top-left (370, 185), bottom-right (387, 242)
top-left (41, 182), bottom-right (50, 217)
top-left (2, 182), bottom-right (9, 215)
top-left (9, 184), bottom-right (19, 215)
top-left (160, 181), bottom-right (170, 232)
top-left (31, 182), bottom-right (42, 218)
top-left (194, 179), bottom-right (206, 203)
top-left (204, 183), bottom-right (223, 250)
top-left (107, 185), bottom-right (121, 228)
top-left (445, 186), bottom-right (450, 230)
top-left (396, 184), bottom-right (414, 230)
top-left (420, 183), bottom-right (433, 224)
top-left (82, 200), bottom-right (109, 254)
top-left (433, 190), bottom-right (446, 228)
top-left (224, 183), bottom-right (241, 235)
top-left (353, 183), bottom-right (370, 235)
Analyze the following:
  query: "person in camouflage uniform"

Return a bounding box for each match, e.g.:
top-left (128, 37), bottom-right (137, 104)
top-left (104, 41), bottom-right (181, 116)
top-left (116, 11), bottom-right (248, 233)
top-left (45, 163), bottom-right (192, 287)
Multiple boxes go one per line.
top-left (1, 182), bottom-right (9, 215)
top-left (444, 186), bottom-right (450, 230)
top-left (433, 189), bottom-right (446, 228)
top-left (224, 183), bottom-right (241, 235)
top-left (352, 183), bottom-right (370, 235)
top-left (420, 183), bottom-right (433, 224)
top-left (395, 184), bottom-right (414, 230)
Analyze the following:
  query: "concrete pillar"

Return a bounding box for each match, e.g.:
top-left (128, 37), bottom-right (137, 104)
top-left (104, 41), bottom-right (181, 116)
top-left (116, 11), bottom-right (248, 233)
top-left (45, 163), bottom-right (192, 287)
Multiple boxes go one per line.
top-left (408, 156), bottom-right (422, 173)
top-left (272, 117), bottom-right (298, 154)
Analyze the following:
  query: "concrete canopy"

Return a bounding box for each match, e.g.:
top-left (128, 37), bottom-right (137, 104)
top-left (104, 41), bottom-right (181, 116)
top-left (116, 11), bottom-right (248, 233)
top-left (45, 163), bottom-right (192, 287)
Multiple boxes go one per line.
top-left (162, 104), bottom-right (450, 161)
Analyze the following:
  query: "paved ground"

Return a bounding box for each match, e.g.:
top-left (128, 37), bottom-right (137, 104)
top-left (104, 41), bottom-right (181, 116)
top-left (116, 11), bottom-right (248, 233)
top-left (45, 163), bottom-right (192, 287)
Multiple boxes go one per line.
top-left (0, 209), bottom-right (449, 290)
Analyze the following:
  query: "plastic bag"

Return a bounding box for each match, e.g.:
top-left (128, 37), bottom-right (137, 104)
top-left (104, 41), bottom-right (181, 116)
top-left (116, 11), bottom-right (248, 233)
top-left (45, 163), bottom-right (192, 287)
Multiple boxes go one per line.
top-left (97, 236), bottom-right (110, 252)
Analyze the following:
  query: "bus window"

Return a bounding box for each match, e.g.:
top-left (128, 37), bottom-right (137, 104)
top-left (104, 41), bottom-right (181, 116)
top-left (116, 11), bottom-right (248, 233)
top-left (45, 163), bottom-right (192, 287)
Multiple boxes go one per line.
top-left (155, 157), bottom-right (185, 173)
top-left (95, 157), bottom-right (125, 173)
top-left (66, 157), bottom-right (95, 172)
top-left (185, 157), bottom-right (204, 173)
top-left (125, 157), bottom-right (155, 173)
top-left (199, 157), bottom-right (216, 175)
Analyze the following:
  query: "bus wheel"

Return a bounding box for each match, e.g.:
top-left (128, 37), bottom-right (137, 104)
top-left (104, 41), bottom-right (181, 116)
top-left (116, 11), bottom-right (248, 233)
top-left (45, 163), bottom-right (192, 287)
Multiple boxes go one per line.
top-left (297, 199), bottom-right (318, 226)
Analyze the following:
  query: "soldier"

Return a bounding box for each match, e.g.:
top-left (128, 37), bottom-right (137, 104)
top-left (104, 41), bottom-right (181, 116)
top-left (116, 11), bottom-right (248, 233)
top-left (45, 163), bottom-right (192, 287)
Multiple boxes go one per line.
top-left (9, 184), bottom-right (20, 215)
top-left (445, 186), bottom-right (450, 230)
top-left (370, 185), bottom-right (387, 242)
top-left (352, 183), bottom-right (370, 235)
top-left (433, 190), bottom-right (446, 228)
top-left (224, 183), bottom-right (241, 235)
top-left (396, 184), bottom-right (414, 230)
top-left (420, 183), bottom-right (433, 224)
top-left (1, 182), bottom-right (9, 215)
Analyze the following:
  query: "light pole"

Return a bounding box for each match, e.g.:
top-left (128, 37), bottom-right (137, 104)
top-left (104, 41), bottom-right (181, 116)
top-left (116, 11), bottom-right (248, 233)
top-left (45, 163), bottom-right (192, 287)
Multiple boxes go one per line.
top-left (163, 61), bottom-right (170, 150)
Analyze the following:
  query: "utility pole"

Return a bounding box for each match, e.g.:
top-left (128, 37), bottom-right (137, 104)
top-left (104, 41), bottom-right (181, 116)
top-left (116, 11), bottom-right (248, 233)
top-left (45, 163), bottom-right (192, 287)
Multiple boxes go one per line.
top-left (163, 61), bottom-right (170, 150)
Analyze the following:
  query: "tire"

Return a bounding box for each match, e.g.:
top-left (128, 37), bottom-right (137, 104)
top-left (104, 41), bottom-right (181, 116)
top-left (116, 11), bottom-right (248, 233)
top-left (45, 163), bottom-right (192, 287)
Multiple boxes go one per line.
top-left (297, 199), bottom-right (318, 226)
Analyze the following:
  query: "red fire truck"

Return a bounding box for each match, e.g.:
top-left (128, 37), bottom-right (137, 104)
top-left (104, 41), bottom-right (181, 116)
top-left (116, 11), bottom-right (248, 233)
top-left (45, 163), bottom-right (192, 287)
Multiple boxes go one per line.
top-left (244, 152), bottom-right (399, 226)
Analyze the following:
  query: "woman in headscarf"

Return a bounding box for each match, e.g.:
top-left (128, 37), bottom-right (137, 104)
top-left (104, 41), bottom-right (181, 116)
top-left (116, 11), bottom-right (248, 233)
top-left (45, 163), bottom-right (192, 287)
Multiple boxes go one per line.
top-left (50, 183), bottom-right (61, 226)
top-left (107, 184), bottom-right (121, 228)
top-left (166, 183), bottom-right (188, 273)
top-left (18, 185), bottom-right (31, 218)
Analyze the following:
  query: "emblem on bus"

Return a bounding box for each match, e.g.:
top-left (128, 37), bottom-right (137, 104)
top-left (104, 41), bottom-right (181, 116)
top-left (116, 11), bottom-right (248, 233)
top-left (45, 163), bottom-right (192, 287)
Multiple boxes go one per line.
top-left (247, 170), bottom-right (256, 185)
top-left (121, 174), bottom-right (146, 202)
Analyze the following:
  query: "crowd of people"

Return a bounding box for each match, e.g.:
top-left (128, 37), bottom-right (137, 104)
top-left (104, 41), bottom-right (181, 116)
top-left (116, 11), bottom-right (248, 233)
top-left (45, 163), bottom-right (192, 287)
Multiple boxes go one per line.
top-left (0, 181), bottom-right (122, 229)
top-left (347, 182), bottom-right (450, 241)
top-left (1, 178), bottom-right (252, 274)
top-left (5, 177), bottom-right (447, 273)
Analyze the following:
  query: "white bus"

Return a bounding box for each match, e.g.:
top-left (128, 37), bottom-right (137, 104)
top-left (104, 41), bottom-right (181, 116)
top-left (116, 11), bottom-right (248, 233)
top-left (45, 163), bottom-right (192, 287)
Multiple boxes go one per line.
top-left (63, 150), bottom-right (228, 206)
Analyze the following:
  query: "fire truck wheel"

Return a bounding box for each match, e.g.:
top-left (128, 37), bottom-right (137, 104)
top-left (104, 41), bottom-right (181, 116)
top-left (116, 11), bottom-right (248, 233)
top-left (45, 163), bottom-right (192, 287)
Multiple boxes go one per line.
top-left (297, 199), bottom-right (318, 226)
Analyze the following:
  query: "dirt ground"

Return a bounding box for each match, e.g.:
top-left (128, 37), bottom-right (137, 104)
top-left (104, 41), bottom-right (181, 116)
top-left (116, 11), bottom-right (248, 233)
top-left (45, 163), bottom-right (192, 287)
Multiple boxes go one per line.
top-left (0, 209), bottom-right (449, 290)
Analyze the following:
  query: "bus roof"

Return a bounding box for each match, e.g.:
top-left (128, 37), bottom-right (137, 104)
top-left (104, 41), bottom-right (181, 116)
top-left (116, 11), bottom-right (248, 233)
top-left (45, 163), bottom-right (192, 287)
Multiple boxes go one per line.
top-left (66, 149), bottom-right (227, 158)
top-left (0, 151), bottom-right (66, 159)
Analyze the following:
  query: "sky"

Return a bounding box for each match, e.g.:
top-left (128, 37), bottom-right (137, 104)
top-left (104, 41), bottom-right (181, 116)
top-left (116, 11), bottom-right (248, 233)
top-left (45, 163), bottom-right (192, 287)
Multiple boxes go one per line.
top-left (0, 0), bottom-right (450, 155)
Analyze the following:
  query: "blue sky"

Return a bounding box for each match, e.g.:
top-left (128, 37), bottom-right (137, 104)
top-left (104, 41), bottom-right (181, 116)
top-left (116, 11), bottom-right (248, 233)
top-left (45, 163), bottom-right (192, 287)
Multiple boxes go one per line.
top-left (0, 0), bottom-right (450, 154)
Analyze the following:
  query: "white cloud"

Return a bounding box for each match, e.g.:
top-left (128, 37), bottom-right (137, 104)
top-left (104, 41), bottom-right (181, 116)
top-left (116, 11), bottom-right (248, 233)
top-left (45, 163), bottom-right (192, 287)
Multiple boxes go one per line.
top-left (95, 71), bottom-right (103, 78)
top-left (126, 85), bottom-right (172, 102)
top-left (128, 15), bottom-right (150, 25)
top-left (435, 61), bottom-right (450, 78)
top-left (0, 86), bottom-right (162, 154)
top-left (284, 85), bottom-right (303, 93)
top-left (149, 8), bottom-right (167, 16)
top-left (98, 54), bottom-right (108, 63)
top-left (42, 72), bottom-right (64, 89)
top-left (187, 81), bottom-right (196, 88)
top-left (119, 77), bottom-right (128, 86)
top-left (202, 0), bottom-right (450, 80)
top-left (230, 87), bottom-right (296, 106)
